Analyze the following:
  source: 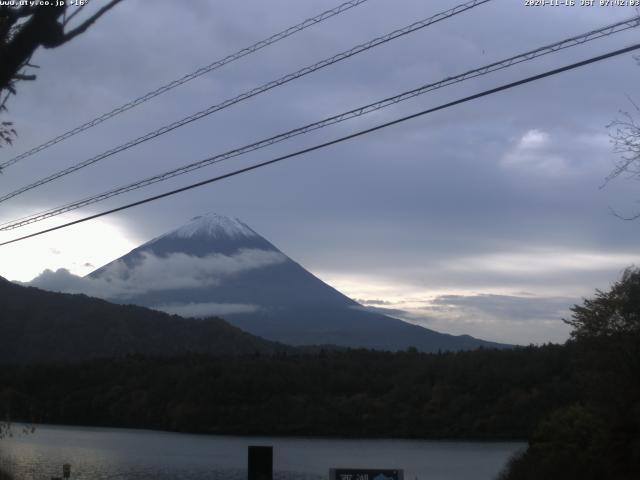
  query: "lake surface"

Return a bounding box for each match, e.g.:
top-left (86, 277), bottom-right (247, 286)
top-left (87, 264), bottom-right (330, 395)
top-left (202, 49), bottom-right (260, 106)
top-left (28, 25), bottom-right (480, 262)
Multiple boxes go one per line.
top-left (0, 424), bottom-right (524, 480)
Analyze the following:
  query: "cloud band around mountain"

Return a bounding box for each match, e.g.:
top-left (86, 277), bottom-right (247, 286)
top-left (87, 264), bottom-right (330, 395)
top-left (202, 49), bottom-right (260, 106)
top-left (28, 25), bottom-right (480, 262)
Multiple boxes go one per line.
top-left (152, 302), bottom-right (259, 318)
top-left (27, 248), bottom-right (286, 300)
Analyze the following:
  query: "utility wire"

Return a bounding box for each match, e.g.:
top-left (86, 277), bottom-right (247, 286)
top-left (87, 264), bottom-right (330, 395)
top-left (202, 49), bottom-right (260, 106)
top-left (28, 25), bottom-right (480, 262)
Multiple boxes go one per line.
top-left (2, 15), bottom-right (638, 232)
top-left (0, 0), bottom-right (492, 204)
top-left (0, 0), bottom-right (372, 171)
top-left (2, 42), bottom-right (638, 247)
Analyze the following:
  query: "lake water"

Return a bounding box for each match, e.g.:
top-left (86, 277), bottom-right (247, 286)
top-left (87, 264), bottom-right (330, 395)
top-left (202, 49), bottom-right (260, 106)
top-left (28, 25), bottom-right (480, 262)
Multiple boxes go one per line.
top-left (0, 424), bottom-right (524, 480)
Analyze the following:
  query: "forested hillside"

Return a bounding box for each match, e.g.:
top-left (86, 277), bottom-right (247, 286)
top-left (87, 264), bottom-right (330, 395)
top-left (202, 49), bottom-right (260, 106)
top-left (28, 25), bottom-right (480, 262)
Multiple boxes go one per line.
top-left (0, 277), bottom-right (290, 362)
top-left (0, 345), bottom-right (574, 439)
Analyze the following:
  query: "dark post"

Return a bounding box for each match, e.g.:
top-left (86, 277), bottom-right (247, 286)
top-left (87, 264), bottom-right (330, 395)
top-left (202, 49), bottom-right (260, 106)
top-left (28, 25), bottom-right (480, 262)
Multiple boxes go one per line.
top-left (63, 464), bottom-right (71, 479)
top-left (248, 445), bottom-right (273, 480)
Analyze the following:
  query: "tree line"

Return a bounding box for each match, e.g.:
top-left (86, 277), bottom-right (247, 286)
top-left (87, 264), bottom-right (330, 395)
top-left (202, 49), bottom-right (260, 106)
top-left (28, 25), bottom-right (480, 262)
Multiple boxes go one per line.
top-left (2, 270), bottom-right (639, 479)
top-left (0, 344), bottom-right (574, 440)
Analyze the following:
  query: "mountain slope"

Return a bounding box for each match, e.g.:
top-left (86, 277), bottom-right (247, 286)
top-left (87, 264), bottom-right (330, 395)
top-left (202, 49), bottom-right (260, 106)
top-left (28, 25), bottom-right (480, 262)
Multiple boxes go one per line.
top-left (90, 214), bottom-right (356, 310)
top-left (89, 213), bottom-right (507, 352)
top-left (0, 276), bottom-right (290, 364)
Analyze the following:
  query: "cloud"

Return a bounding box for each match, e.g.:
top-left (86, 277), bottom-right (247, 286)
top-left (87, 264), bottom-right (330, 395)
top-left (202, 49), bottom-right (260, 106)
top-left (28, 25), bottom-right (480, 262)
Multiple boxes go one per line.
top-left (443, 249), bottom-right (640, 278)
top-left (27, 268), bottom-right (94, 294)
top-left (500, 128), bottom-right (611, 178)
top-left (501, 129), bottom-right (569, 176)
top-left (425, 294), bottom-right (575, 323)
top-left (363, 293), bottom-right (576, 345)
top-left (152, 302), bottom-right (259, 318)
top-left (4, 0), bottom-right (640, 346)
top-left (354, 298), bottom-right (394, 305)
top-left (27, 249), bottom-right (286, 300)
top-left (351, 304), bottom-right (410, 319)
top-left (520, 129), bottom-right (549, 148)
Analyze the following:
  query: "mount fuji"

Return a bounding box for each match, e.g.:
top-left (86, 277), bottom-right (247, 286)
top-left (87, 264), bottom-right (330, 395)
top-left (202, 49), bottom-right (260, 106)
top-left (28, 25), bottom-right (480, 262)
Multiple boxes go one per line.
top-left (88, 213), bottom-right (506, 351)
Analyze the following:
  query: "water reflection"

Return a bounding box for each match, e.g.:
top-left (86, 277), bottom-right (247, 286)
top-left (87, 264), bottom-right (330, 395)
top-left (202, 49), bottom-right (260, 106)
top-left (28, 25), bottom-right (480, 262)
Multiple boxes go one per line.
top-left (0, 425), bottom-right (523, 480)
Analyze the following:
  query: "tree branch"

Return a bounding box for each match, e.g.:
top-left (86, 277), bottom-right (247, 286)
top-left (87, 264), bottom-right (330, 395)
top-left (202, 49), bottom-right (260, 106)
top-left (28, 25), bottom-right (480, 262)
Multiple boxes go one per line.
top-left (0, 6), bottom-right (65, 87)
top-left (13, 73), bottom-right (36, 81)
top-left (53, 0), bottom-right (123, 46)
top-left (63, 3), bottom-right (88, 27)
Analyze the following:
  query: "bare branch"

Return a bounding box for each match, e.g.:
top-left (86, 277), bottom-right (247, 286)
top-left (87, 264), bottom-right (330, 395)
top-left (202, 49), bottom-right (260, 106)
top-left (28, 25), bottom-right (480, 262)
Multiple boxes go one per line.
top-left (0, 0), bottom-right (124, 148)
top-left (13, 73), bottom-right (36, 81)
top-left (63, 3), bottom-right (89, 27)
top-left (609, 206), bottom-right (640, 221)
top-left (606, 103), bottom-right (640, 184)
top-left (625, 93), bottom-right (640, 114)
top-left (55, 0), bottom-right (123, 46)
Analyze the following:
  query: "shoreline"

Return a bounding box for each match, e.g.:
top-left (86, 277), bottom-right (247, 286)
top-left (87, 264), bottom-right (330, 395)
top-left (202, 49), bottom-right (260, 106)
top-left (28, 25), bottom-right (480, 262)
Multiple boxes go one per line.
top-left (6, 421), bottom-right (528, 444)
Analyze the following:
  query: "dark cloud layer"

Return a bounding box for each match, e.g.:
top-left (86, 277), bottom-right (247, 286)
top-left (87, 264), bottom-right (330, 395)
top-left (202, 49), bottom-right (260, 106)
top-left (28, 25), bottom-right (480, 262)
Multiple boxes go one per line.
top-left (2, 0), bottom-right (640, 343)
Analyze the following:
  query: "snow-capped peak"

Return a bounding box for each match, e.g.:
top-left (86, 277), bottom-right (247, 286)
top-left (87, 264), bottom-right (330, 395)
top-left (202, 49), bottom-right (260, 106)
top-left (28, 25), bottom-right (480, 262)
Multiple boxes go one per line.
top-left (167, 213), bottom-right (257, 240)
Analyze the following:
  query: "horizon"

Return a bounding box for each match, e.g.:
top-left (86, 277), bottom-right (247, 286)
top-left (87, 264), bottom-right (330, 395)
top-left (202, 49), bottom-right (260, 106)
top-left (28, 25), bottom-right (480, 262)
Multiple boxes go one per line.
top-left (8, 211), bottom-right (616, 347)
top-left (1, 0), bottom-right (640, 345)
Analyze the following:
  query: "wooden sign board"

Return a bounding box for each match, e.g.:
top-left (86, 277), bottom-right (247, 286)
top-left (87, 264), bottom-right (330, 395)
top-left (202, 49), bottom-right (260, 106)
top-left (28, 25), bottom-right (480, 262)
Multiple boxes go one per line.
top-left (330, 469), bottom-right (404, 480)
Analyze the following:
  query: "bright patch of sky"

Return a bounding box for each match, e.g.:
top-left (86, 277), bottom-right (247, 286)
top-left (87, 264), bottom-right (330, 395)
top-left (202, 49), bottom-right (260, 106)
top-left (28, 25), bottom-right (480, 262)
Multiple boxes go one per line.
top-left (0, 215), bottom-right (139, 282)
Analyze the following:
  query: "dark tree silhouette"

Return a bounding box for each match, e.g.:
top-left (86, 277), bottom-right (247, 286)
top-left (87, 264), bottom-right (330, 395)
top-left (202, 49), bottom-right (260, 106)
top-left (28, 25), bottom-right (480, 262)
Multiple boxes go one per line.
top-left (500, 268), bottom-right (640, 480)
top-left (0, 1), bottom-right (123, 146)
top-left (566, 267), bottom-right (640, 337)
top-left (566, 267), bottom-right (640, 398)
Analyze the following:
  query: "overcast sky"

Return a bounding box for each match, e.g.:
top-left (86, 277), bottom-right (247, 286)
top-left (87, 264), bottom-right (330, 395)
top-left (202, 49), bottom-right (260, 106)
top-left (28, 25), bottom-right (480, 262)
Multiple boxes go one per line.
top-left (1, 0), bottom-right (640, 344)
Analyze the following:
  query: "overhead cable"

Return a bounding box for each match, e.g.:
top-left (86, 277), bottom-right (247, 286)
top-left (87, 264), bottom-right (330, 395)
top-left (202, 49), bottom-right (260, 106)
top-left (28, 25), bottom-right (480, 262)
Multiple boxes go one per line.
top-left (2, 15), bottom-right (638, 231)
top-left (2, 42), bottom-right (638, 246)
top-left (0, 0), bottom-right (492, 203)
top-left (0, 0), bottom-right (372, 171)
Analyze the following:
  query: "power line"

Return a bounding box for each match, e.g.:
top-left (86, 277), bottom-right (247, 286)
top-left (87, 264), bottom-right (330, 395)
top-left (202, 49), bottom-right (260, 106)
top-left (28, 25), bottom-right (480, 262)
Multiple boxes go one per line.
top-left (0, 0), bottom-right (372, 171)
top-left (2, 15), bottom-right (638, 232)
top-left (2, 42), bottom-right (638, 247)
top-left (0, 0), bottom-right (492, 204)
